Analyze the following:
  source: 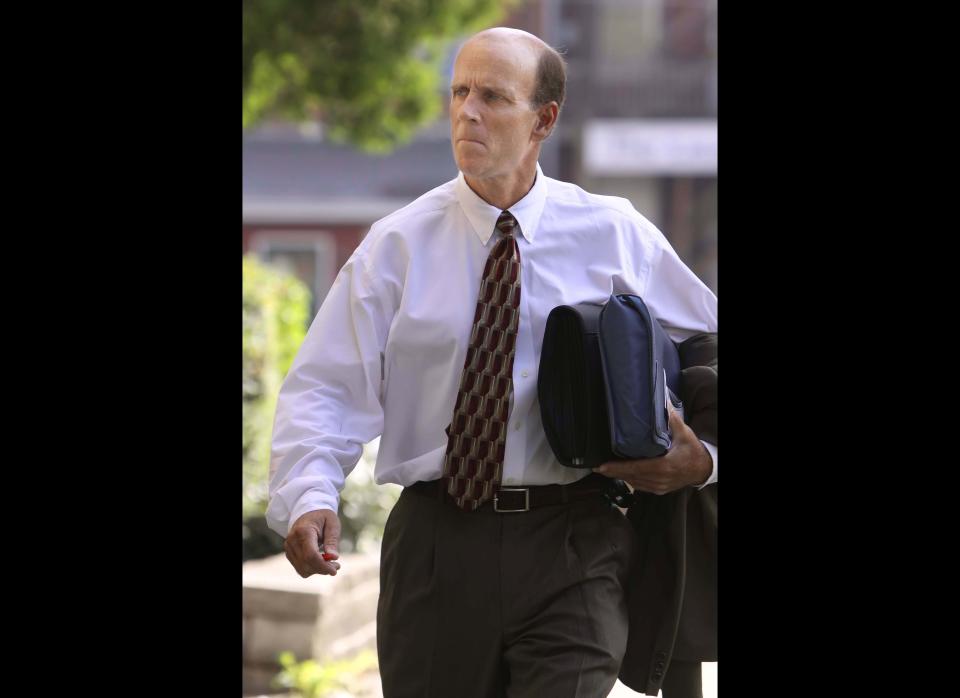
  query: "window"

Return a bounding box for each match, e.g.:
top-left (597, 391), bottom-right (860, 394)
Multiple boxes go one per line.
top-left (252, 232), bottom-right (337, 321)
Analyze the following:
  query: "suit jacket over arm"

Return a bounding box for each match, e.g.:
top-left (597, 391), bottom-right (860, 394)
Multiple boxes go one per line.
top-left (618, 332), bottom-right (717, 696)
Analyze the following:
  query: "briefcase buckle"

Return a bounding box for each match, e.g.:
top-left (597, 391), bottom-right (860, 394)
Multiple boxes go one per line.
top-left (494, 488), bottom-right (530, 512)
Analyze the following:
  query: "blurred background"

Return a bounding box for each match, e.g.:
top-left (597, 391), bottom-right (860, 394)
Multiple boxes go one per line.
top-left (243, 1), bottom-right (716, 696)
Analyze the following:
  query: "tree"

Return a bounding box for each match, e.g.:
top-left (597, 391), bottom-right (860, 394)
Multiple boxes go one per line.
top-left (243, 0), bottom-right (518, 152)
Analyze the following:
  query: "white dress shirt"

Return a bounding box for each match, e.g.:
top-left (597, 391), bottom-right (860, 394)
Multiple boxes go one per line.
top-left (266, 163), bottom-right (718, 536)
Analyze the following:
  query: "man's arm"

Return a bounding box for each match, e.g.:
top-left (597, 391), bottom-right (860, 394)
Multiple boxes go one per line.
top-left (600, 217), bottom-right (718, 494)
top-left (698, 441), bottom-right (717, 489)
top-left (266, 245), bottom-right (393, 574)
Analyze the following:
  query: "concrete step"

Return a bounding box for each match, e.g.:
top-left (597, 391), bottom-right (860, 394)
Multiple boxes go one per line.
top-left (243, 550), bottom-right (382, 695)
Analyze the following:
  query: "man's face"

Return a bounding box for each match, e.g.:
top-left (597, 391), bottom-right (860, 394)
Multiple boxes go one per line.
top-left (449, 37), bottom-right (540, 183)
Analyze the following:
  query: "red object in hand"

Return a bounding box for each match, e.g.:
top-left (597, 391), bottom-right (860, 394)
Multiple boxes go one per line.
top-left (322, 552), bottom-right (336, 561)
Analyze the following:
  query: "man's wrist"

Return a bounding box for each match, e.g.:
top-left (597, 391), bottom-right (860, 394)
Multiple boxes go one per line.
top-left (692, 440), bottom-right (713, 486)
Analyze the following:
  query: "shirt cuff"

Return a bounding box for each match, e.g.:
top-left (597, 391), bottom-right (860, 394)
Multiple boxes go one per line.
top-left (265, 489), bottom-right (340, 538)
top-left (287, 495), bottom-right (339, 536)
top-left (697, 440), bottom-right (718, 489)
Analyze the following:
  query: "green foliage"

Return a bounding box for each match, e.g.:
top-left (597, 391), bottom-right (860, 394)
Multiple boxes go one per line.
top-left (243, 255), bottom-right (311, 521)
top-left (243, 0), bottom-right (519, 152)
top-left (273, 649), bottom-right (380, 698)
top-left (338, 440), bottom-right (402, 554)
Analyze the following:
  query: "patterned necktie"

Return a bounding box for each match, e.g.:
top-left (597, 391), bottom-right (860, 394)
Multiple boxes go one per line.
top-left (441, 210), bottom-right (522, 511)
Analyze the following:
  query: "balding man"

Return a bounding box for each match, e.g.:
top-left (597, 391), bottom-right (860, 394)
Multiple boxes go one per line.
top-left (267, 27), bottom-right (717, 698)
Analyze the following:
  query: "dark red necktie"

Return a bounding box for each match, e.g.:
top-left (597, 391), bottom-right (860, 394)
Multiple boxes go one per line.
top-left (441, 211), bottom-right (522, 511)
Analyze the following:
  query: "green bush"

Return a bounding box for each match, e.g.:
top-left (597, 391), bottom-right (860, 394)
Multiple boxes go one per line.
top-left (338, 440), bottom-right (402, 554)
top-left (272, 649), bottom-right (380, 698)
top-left (243, 255), bottom-right (310, 542)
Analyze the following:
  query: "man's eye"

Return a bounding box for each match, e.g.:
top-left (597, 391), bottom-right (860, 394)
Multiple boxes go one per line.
top-left (485, 93), bottom-right (501, 101)
top-left (453, 87), bottom-right (467, 97)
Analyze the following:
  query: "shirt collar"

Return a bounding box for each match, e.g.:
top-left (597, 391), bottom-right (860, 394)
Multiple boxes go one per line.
top-left (454, 162), bottom-right (547, 245)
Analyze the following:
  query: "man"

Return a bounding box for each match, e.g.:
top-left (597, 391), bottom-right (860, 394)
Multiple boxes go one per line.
top-left (266, 27), bottom-right (717, 697)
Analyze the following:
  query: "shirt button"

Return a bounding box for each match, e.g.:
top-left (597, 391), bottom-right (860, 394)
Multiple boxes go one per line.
top-left (514, 422), bottom-right (522, 430)
top-left (521, 370), bottom-right (529, 377)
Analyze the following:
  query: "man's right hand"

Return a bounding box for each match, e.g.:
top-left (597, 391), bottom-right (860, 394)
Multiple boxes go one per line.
top-left (284, 509), bottom-right (342, 578)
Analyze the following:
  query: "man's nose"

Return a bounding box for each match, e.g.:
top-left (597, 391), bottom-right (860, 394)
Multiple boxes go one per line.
top-left (458, 94), bottom-right (480, 122)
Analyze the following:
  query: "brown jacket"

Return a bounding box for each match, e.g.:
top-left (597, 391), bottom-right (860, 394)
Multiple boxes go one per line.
top-left (617, 332), bottom-right (717, 695)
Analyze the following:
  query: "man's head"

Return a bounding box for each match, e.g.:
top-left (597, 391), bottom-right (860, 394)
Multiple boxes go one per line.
top-left (450, 28), bottom-right (566, 187)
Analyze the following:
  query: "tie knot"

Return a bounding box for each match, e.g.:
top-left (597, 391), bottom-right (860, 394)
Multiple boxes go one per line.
top-left (496, 211), bottom-right (518, 238)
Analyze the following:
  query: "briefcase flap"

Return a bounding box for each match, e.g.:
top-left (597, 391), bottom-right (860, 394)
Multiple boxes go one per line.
top-left (599, 294), bottom-right (681, 459)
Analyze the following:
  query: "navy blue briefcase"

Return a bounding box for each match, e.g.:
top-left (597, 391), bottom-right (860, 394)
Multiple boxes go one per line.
top-left (537, 294), bottom-right (682, 473)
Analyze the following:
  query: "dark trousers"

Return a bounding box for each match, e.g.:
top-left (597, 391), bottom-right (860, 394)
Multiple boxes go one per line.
top-left (376, 480), bottom-right (638, 698)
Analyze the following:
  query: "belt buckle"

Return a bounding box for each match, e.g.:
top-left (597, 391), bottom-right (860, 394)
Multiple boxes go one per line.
top-left (494, 487), bottom-right (530, 512)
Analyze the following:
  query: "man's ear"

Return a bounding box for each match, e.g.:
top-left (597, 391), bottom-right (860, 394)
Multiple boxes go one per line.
top-left (532, 102), bottom-right (559, 142)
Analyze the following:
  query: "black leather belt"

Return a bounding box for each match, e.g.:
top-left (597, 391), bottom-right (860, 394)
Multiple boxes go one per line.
top-left (406, 472), bottom-right (612, 512)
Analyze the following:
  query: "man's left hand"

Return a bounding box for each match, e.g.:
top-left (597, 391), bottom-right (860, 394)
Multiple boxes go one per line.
top-left (592, 402), bottom-right (712, 495)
